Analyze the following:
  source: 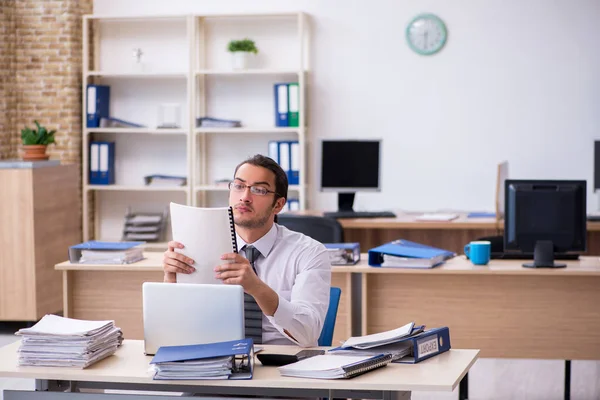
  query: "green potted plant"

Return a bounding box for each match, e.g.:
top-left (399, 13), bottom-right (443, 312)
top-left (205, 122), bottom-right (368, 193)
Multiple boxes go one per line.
top-left (20, 120), bottom-right (56, 161)
top-left (227, 38), bottom-right (258, 70)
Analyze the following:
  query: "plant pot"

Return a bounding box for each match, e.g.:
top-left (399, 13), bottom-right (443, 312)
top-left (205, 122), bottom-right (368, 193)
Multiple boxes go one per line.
top-left (22, 145), bottom-right (49, 161)
top-left (231, 51), bottom-right (253, 70)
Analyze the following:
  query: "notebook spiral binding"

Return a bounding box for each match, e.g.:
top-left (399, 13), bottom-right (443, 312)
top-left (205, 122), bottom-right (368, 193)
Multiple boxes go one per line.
top-left (342, 353), bottom-right (393, 378)
top-left (228, 206), bottom-right (238, 253)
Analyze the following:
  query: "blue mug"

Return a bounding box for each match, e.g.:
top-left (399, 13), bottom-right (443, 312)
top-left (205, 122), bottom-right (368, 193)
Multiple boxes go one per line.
top-left (464, 241), bottom-right (491, 265)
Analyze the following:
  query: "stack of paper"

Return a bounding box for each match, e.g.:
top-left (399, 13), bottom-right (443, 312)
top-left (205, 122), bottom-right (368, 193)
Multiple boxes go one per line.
top-left (15, 314), bottom-right (123, 368)
top-left (69, 241), bottom-right (145, 264)
top-left (416, 213), bottom-right (459, 221)
top-left (153, 356), bottom-right (234, 380)
top-left (381, 253), bottom-right (446, 268)
top-left (341, 322), bottom-right (415, 349)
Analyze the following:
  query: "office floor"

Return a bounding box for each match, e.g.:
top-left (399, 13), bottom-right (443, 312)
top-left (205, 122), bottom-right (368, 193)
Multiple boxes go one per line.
top-left (0, 323), bottom-right (599, 400)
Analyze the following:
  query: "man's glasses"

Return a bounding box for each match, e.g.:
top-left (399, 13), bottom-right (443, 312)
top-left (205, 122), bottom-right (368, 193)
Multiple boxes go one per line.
top-left (228, 181), bottom-right (277, 196)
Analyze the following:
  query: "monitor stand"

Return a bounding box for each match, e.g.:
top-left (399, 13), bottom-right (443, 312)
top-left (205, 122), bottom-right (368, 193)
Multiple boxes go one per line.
top-left (523, 240), bottom-right (566, 268)
top-left (337, 192), bottom-right (356, 212)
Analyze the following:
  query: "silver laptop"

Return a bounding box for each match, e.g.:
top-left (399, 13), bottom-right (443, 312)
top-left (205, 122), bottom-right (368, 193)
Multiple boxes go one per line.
top-left (142, 282), bottom-right (245, 355)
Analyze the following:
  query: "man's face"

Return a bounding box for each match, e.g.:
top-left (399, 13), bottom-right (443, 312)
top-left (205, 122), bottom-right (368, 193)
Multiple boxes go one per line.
top-left (230, 163), bottom-right (284, 229)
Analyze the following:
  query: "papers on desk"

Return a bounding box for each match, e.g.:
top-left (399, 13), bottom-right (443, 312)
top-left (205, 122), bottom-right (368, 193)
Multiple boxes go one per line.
top-left (15, 314), bottom-right (123, 368)
top-left (68, 241), bottom-right (144, 264)
top-left (381, 253), bottom-right (445, 268)
top-left (278, 353), bottom-right (393, 379)
top-left (416, 213), bottom-right (459, 221)
top-left (341, 322), bottom-right (414, 349)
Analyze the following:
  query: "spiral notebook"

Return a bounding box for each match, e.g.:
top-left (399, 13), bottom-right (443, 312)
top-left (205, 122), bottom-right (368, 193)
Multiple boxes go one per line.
top-left (169, 203), bottom-right (238, 285)
top-left (277, 353), bottom-right (393, 379)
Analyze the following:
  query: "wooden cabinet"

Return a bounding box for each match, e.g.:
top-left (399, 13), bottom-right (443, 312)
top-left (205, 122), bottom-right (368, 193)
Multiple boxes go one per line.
top-left (0, 164), bottom-right (81, 321)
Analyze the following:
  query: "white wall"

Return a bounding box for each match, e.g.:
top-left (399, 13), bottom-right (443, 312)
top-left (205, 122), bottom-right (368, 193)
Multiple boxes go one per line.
top-left (94, 0), bottom-right (600, 213)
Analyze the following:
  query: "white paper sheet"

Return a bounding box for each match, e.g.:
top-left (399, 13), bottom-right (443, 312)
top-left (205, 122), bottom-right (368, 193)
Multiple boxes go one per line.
top-left (170, 203), bottom-right (237, 285)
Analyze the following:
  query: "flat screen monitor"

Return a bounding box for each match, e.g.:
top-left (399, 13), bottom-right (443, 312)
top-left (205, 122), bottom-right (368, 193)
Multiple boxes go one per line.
top-left (504, 179), bottom-right (586, 268)
top-left (320, 139), bottom-right (381, 212)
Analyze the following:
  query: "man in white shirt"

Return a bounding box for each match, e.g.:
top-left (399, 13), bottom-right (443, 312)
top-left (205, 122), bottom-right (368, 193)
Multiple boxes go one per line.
top-left (162, 154), bottom-right (332, 347)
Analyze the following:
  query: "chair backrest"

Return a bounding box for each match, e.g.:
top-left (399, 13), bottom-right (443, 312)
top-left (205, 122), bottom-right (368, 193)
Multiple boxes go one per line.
top-left (318, 286), bottom-right (342, 346)
top-left (277, 214), bottom-right (343, 243)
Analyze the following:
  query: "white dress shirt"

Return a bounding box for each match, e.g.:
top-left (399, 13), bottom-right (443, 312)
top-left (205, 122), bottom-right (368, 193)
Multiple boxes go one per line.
top-left (237, 223), bottom-right (331, 347)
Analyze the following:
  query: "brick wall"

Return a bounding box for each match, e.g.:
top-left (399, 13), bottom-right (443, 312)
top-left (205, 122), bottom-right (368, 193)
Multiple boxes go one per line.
top-left (0, 0), bottom-right (93, 163)
top-left (0, 2), bottom-right (17, 160)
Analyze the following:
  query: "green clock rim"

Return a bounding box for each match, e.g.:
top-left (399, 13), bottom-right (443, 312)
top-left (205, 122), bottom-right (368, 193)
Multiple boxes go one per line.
top-left (405, 13), bottom-right (447, 56)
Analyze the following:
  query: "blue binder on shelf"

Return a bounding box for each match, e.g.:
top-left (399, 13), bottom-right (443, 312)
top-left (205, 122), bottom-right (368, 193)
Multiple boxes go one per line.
top-left (150, 338), bottom-right (254, 380)
top-left (86, 84), bottom-right (110, 128)
top-left (89, 141), bottom-right (115, 185)
top-left (368, 239), bottom-right (455, 267)
top-left (274, 83), bottom-right (289, 127)
top-left (288, 140), bottom-right (299, 185)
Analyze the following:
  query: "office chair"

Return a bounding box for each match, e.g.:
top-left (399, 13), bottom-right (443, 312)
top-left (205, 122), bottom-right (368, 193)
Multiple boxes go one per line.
top-left (277, 214), bottom-right (344, 243)
top-left (318, 287), bottom-right (342, 346)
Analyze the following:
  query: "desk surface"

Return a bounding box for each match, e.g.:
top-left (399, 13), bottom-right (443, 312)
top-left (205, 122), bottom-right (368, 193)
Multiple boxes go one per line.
top-left (57, 252), bottom-right (600, 276)
top-left (295, 210), bottom-right (600, 231)
top-left (296, 210), bottom-right (499, 229)
top-left (0, 340), bottom-right (479, 392)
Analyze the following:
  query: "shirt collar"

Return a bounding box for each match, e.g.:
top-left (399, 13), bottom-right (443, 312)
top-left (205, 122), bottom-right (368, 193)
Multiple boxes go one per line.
top-left (236, 223), bottom-right (278, 258)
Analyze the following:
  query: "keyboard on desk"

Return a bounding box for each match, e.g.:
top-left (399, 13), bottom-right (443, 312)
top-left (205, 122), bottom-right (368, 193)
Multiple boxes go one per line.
top-left (324, 211), bottom-right (397, 219)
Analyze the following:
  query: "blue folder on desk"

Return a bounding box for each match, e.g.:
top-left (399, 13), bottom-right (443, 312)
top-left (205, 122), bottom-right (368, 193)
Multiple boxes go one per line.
top-left (368, 239), bottom-right (455, 267)
top-left (150, 338), bottom-right (254, 380)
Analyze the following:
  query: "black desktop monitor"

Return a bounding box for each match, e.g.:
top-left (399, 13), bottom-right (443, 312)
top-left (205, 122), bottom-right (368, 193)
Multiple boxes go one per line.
top-left (594, 141), bottom-right (600, 191)
top-left (504, 179), bottom-right (586, 268)
top-left (320, 139), bottom-right (381, 213)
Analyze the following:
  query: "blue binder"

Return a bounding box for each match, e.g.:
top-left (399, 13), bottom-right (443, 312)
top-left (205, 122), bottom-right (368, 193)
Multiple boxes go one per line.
top-left (89, 141), bottom-right (115, 185)
top-left (150, 338), bottom-right (254, 380)
top-left (368, 239), bottom-right (455, 267)
top-left (394, 327), bottom-right (451, 364)
top-left (288, 140), bottom-right (299, 185)
top-left (274, 83), bottom-right (289, 127)
top-left (86, 84), bottom-right (110, 128)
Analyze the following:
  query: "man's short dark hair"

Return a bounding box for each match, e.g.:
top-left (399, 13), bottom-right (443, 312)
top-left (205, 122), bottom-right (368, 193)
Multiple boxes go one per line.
top-left (234, 154), bottom-right (288, 203)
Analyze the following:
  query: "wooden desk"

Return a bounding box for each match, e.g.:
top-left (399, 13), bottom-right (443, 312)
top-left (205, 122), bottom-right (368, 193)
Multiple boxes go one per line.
top-left (296, 210), bottom-right (600, 255)
top-left (347, 255), bottom-right (600, 360)
top-left (0, 340), bottom-right (479, 399)
top-left (56, 253), bottom-right (353, 346)
top-left (57, 254), bottom-right (600, 360)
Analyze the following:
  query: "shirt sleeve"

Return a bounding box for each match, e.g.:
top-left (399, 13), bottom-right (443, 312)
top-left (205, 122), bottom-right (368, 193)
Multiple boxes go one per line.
top-left (266, 244), bottom-right (332, 347)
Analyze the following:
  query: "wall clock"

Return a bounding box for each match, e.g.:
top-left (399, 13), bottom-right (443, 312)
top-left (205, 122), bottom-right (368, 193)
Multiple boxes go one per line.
top-left (406, 13), bottom-right (447, 55)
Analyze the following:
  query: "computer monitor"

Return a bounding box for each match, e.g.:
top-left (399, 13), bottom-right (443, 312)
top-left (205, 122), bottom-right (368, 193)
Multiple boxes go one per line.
top-left (504, 179), bottom-right (586, 268)
top-left (320, 139), bottom-right (381, 212)
top-left (594, 141), bottom-right (600, 191)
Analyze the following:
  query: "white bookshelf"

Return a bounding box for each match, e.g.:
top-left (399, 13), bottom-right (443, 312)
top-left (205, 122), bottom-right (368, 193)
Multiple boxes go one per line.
top-left (192, 13), bottom-right (309, 209)
top-left (81, 12), bottom-right (309, 242)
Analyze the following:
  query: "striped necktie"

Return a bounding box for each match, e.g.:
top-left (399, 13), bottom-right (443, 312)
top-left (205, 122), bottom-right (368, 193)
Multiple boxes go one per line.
top-left (243, 245), bottom-right (262, 344)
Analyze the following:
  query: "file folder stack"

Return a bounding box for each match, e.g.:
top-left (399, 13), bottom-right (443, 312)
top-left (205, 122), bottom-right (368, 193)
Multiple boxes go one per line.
top-left (150, 338), bottom-right (254, 380)
top-left (68, 241), bottom-right (145, 264)
top-left (329, 322), bottom-right (451, 364)
top-left (15, 314), bottom-right (123, 368)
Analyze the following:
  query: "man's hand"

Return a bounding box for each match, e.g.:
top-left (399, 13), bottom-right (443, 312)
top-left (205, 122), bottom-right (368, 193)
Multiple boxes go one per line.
top-left (216, 253), bottom-right (279, 317)
top-left (215, 253), bottom-right (262, 295)
top-left (162, 241), bottom-right (195, 283)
